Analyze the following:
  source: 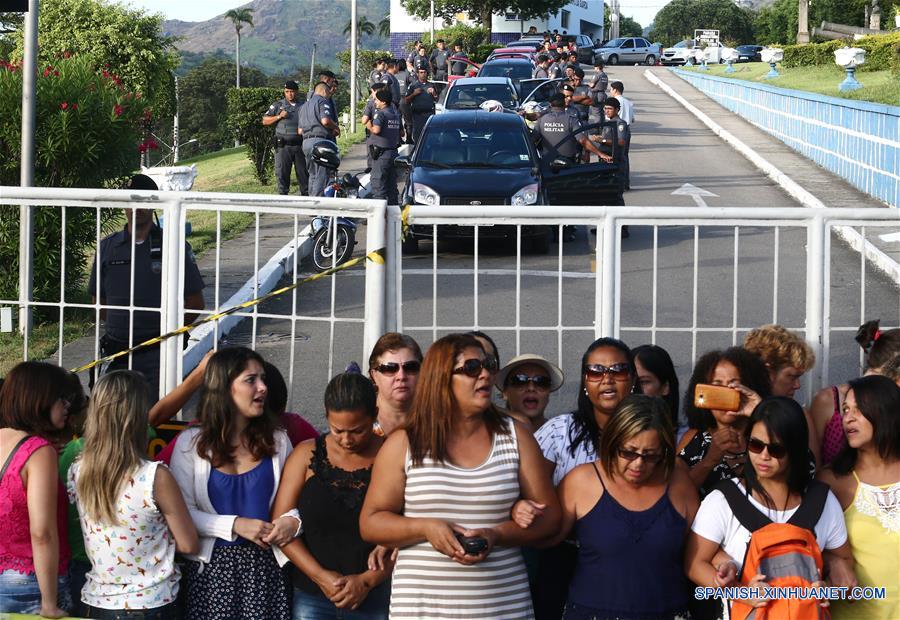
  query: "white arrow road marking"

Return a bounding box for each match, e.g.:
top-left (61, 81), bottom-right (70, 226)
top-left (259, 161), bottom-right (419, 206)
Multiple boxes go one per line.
top-left (672, 183), bottom-right (719, 207)
top-left (878, 232), bottom-right (900, 243)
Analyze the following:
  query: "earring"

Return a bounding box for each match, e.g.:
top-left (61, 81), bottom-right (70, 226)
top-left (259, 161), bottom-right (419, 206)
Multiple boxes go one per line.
top-left (583, 387), bottom-right (589, 396)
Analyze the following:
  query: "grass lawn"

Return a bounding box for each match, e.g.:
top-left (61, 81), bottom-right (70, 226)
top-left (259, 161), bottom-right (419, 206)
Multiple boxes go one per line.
top-left (678, 62), bottom-right (900, 106)
top-left (0, 314), bottom-right (94, 375)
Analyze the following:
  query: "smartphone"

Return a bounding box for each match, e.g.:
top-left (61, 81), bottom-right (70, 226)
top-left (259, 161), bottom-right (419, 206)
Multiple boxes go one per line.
top-left (455, 534), bottom-right (488, 555)
top-left (694, 384), bottom-right (740, 411)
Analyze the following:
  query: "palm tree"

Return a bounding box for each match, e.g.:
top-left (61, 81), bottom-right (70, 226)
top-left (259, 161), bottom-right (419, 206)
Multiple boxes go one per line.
top-left (224, 8), bottom-right (254, 89)
top-left (378, 15), bottom-right (391, 39)
top-left (343, 15), bottom-right (376, 45)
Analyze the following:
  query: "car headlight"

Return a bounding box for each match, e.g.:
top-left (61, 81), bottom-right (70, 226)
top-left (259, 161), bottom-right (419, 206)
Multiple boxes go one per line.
top-left (511, 183), bottom-right (539, 206)
top-left (413, 183), bottom-right (440, 206)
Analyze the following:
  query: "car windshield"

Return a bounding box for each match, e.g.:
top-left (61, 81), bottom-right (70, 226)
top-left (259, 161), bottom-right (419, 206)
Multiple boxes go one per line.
top-left (673, 40), bottom-right (693, 48)
top-left (446, 84), bottom-right (517, 109)
top-left (479, 63), bottom-right (532, 81)
top-left (601, 38), bottom-right (626, 48)
top-left (417, 127), bottom-right (532, 167)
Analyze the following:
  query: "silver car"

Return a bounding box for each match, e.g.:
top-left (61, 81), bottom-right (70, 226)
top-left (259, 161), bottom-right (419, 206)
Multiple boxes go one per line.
top-left (593, 37), bottom-right (660, 65)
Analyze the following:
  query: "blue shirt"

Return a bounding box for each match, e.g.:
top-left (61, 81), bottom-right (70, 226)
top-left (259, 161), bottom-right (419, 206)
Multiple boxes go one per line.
top-left (208, 456), bottom-right (274, 547)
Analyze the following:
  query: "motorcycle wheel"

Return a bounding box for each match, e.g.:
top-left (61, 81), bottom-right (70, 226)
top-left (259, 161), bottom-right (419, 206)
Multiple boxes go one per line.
top-left (312, 225), bottom-right (355, 272)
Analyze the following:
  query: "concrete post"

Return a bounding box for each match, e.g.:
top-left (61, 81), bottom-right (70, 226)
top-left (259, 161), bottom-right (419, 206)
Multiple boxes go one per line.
top-left (797, 0), bottom-right (810, 44)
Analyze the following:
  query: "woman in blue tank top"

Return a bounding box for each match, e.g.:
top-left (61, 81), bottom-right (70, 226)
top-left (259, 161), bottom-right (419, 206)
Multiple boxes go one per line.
top-left (552, 395), bottom-right (700, 619)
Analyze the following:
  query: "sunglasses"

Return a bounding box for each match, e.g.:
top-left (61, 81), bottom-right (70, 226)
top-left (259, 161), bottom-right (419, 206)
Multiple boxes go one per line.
top-left (617, 448), bottom-right (665, 464)
top-left (373, 360), bottom-right (421, 375)
top-left (747, 437), bottom-right (787, 459)
top-left (583, 363), bottom-right (631, 381)
top-left (453, 357), bottom-right (499, 377)
top-left (507, 374), bottom-right (552, 389)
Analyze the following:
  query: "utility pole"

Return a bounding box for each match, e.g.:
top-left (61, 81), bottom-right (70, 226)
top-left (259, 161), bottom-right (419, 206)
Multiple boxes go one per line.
top-left (19, 0), bottom-right (38, 337)
top-left (173, 76), bottom-right (181, 163)
top-left (797, 0), bottom-right (810, 44)
top-left (309, 43), bottom-right (317, 94)
top-left (350, 0), bottom-right (357, 133)
top-left (430, 0), bottom-right (435, 42)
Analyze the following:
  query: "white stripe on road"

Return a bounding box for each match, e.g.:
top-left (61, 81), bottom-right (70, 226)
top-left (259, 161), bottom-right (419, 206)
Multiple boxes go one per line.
top-left (303, 267), bottom-right (597, 279)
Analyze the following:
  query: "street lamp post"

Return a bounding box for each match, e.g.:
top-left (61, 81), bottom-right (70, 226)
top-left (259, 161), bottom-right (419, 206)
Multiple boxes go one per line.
top-left (19, 0), bottom-right (39, 336)
top-left (350, 0), bottom-right (357, 133)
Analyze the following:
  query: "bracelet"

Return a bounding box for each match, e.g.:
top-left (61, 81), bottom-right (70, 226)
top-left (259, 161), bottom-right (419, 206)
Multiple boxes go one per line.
top-left (279, 509), bottom-right (303, 537)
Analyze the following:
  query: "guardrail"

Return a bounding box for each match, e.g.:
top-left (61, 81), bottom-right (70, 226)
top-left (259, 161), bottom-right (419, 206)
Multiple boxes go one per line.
top-left (672, 70), bottom-right (900, 209)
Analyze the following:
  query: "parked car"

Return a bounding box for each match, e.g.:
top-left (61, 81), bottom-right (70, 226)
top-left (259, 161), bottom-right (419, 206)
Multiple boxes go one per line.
top-left (436, 77), bottom-right (519, 114)
top-left (660, 40), bottom-right (695, 65)
top-left (558, 34), bottom-right (597, 64)
top-left (506, 39), bottom-right (545, 51)
top-left (395, 111), bottom-right (624, 253)
top-left (477, 56), bottom-right (536, 93)
top-left (486, 48), bottom-right (535, 62)
top-left (735, 44), bottom-right (764, 62)
top-left (594, 37), bottom-right (660, 65)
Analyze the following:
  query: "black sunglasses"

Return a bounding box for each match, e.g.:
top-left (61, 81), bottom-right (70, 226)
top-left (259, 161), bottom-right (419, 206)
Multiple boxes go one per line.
top-left (507, 374), bottom-right (552, 389)
top-left (747, 437), bottom-right (787, 459)
top-left (453, 357), bottom-right (499, 378)
top-left (617, 448), bottom-right (666, 464)
top-left (583, 362), bottom-right (631, 381)
top-left (373, 360), bottom-right (421, 375)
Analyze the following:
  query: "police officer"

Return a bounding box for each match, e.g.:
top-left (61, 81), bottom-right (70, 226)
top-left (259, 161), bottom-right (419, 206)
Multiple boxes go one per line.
top-left (263, 80), bottom-right (308, 196)
top-left (413, 46), bottom-right (430, 75)
top-left (533, 92), bottom-right (607, 164)
top-left (594, 97), bottom-right (631, 189)
top-left (309, 70), bottom-right (341, 118)
top-left (429, 38), bottom-right (450, 84)
top-left (362, 82), bottom-right (388, 170)
top-left (300, 82), bottom-right (341, 196)
top-left (368, 57), bottom-right (386, 87)
top-left (380, 60), bottom-right (402, 110)
top-left (406, 40), bottom-right (423, 73)
top-left (88, 174), bottom-right (205, 404)
top-left (405, 67), bottom-right (436, 144)
top-left (533, 55), bottom-right (551, 79)
top-left (365, 90), bottom-right (401, 205)
top-left (548, 53), bottom-right (564, 79)
top-left (569, 68), bottom-right (592, 123)
top-left (588, 60), bottom-right (608, 124)
top-left (450, 42), bottom-right (469, 75)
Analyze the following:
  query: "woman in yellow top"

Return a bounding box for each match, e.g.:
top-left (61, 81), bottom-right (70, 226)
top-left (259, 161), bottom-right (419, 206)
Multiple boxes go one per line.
top-left (818, 374), bottom-right (900, 619)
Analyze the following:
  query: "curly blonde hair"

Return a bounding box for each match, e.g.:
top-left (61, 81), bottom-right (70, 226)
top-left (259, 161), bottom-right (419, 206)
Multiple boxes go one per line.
top-left (744, 324), bottom-right (815, 373)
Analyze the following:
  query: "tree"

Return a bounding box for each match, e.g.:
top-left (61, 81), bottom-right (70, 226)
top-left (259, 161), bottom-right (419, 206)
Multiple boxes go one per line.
top-left (226, 87), bottom-right (284, 185)
top-left (224, 8), bottom-right (254, 89)
top-left (400, 0), bottom-right (569, 31)
top-left (604, 5), bottom-right (643, 39)
top-left (10, 0), bottom-right (178, 118)
top-left (649, 0), bottom-right (753, 46)
top-left (378, 16), bottom-right (391, 38)
top-left (343, 15), bottom-right (377, 45)
top-left (178, 58), bottom-right (267, 154)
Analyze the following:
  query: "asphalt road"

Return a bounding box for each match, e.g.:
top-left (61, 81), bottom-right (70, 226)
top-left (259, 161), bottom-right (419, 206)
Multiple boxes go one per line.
top-left (224, 66), bottom-right (899, 430)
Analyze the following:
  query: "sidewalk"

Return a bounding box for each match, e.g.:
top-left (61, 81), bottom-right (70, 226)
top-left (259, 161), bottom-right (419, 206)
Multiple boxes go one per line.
top-left (644, 67), bottom-right (900, 282)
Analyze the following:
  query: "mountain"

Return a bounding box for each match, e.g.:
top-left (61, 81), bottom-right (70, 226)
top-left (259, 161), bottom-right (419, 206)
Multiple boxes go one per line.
top-left (163, 0), bottom-right (390, 76)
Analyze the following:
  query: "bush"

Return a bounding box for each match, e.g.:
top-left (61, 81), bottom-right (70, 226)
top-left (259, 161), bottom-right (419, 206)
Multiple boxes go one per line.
top-left (422, 24), bottom-right (490, 54)
top-left (782, 40), bottom-right (843, 68)
top-left (473, 43), bottom-right (504, 63)
top-left (783, 33), bottom-right (900, 73)
top-left (226, 87), bottom-right (286, 185)
top-left (336, 49), bottom-right (391, 107)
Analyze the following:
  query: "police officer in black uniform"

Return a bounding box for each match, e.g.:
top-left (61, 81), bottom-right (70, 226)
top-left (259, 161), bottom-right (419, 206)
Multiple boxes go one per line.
top-left (405, 67), bottom-right (436, 144)
top-left (533, 92), bottom-right (606, 163)
top-left (588, 60), bottom-right (608, 124)
top-left (300, 82), bottom-right (341, 196)
top-left (429, 39), bottom-right (450, 91)
top-left (569, 68), bottom-right (592, 123)
top-left (263, 80), bottom-right (308, 196)
top-left (413, 46), bottom-right (430, 75)
top-left (364, 90), bottom-right (401, 205)
top-left (88, 174), bottom-right (205, 403)
top-left (450, 42), bottom-right (469, 75)
top-left (593, 97), bottom-right (631, 187)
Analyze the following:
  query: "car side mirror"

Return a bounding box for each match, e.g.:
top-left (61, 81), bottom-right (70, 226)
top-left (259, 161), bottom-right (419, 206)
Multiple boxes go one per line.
top-left (549, 158), bottom-right (570, 172)
top-left (394, 156), bottom-right (411, 169)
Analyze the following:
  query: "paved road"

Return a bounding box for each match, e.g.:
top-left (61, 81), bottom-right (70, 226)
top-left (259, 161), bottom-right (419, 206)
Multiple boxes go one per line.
top-left (224, 66), bottom-right (898, 430)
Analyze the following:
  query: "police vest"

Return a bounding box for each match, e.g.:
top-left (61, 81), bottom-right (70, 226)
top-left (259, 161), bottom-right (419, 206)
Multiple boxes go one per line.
top-left (536, 109), bottom-right (580, 158)
top-left (368, 106), bottom-right (401, 149)
top-left (272, 98), bottom-right (301, 138)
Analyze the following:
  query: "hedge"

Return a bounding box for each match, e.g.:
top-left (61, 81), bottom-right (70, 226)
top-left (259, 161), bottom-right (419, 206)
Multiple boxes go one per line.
top-left (226, 87), bottom-right (287, 185)
top-left (473, 43), bottom-right (504, 63)
top-left (783, 32), bottom-right (900, 73)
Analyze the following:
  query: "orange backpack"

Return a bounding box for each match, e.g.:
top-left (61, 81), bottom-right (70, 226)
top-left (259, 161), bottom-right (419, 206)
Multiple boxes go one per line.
top-left (717, 480), bottom-right (830, 620)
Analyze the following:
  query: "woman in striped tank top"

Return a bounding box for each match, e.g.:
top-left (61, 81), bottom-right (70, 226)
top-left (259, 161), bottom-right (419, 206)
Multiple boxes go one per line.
top-left (361, 334), bottom-right (560, 620)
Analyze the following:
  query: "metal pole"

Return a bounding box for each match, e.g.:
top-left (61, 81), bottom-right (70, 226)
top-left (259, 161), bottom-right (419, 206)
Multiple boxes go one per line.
top-left (805, 214), bottom-right (826, 397)
top-left (18, 0), bottom-right (39, 337)
top-left (309, 43), bottom-right (317, 94)
top-left (363, 201), bottom-right (387, 362)
top-left (430, 0), bottom-right (435, 42)
top-left (350, 0), bottom-right (357, 133)
top-left (234, 31), bottom-right (240, 147)
top-left (173, 75), bottom-right (180, 163)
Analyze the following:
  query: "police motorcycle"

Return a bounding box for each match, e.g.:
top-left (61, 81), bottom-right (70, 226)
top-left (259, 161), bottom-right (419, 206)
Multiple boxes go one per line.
top-left (309, 140), bottom-right (370, 272)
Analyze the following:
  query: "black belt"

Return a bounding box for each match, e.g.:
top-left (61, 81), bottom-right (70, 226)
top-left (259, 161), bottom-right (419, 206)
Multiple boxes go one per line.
top-left (277, 136), bottom-right (302, 145)
top-left (306, 132), bottom-right (330, 139)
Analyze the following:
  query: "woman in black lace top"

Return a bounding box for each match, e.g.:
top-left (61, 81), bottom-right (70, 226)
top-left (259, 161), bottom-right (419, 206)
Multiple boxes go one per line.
top-left (271, 373), bottom-right (391, 619)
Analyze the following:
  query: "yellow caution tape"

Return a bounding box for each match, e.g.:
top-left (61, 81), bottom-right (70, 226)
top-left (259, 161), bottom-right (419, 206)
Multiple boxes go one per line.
top-left (400, 204), bottom-right (412, 241)
top-left (70, 246), bottom-right (387, 374)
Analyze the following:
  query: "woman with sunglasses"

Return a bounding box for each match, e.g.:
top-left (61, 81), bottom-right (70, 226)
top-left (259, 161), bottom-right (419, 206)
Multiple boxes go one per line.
top-left (818, 375), bottom-right (900, 620)
top-left (532, 337), bottom-right (635, 620)
top-left (360, 334), bottom-right (560, 619)
top-left (678, 347), bottom-right (770, 498)
top-left (496, 354), bottom-right (565, 433)
top-left (685, 397), bottom-right (852, 620)
top-left (553, 395), bottom-right (698, 620)
top-left (368, 333), bottom-right (423, 437)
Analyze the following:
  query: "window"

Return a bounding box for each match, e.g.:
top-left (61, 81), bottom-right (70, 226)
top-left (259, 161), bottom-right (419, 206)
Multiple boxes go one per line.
top-left (621, 39), bottom-right (634, 49)
top-left (505, 12), bottom-right (521, 21)
top-left (560, 10), bottom-right (570, 30)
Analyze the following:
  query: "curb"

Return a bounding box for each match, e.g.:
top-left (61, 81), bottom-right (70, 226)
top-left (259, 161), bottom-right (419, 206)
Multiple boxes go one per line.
top-left (643, 68), bottom-right (900, 287)
top-left (182, 225), bottom-right (313, 373)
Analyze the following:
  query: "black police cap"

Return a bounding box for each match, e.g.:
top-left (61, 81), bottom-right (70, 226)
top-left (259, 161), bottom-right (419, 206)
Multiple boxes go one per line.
top-left (549, 92), bottom-right (565, 106)
top-left (283, 80), bottom-right (299, 90)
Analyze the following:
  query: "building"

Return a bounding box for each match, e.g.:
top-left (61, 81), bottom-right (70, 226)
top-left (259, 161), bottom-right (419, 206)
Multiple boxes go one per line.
top-left (389, 0), bottom-right (605, 56)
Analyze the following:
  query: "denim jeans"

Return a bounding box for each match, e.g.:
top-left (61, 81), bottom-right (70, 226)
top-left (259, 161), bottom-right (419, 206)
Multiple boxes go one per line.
top-left (291, 588), bottom-right (389, 620)
top-left (82, 601), bottom-right (180, 619)
top-left (0, 569), bottom-right (72, 614)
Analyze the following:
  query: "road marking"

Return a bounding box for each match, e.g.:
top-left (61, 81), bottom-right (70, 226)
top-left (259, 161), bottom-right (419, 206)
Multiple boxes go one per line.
top-left (878, 232), bottom-right (900, 243)
top-left (672, 183), bottom-right (718, 207)
top-left (301, 267), bottom-right (597, 279)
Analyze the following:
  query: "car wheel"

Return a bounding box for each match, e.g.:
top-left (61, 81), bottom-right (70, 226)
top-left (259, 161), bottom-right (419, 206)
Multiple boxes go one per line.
top-left (608, 54), bottom-right (618, 65)
top-left (645, 55), bottom-right (656, 66)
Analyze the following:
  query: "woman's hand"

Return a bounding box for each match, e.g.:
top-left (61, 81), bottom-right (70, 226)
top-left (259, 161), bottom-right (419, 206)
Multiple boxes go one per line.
top-left (707, 426), bottom-right (743, 462)
top-left (233, 517), bottom-right (274, 549)
top-left (825, 556), bottom-right (858, 591)
top-left (450, 526), bottom-right (498, 566)
top-left (38, 603), bottom-right (67, 619)
top-left (263, 515), bottom-right (300, 547)
top-left (511, 499), bottom-right (546, 529)
top-left (714, 560), bottom-right (738, 587)
top-left (745, 573), bottom-right (770, 609)
top-left (314, 569), bottom-right (346, 600)
top-left (330, 574), bottom-right (372, 610)
top-left (734, 384), bottom-right (762, 418)
top-left (423, 519), bottom-right (465, 559)
top-left (367, 545), bottom-right (397, 571)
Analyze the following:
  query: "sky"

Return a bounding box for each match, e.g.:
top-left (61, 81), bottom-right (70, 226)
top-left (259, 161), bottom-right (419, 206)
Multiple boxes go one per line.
top-left (127, 0), bottom-right (663, 28)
